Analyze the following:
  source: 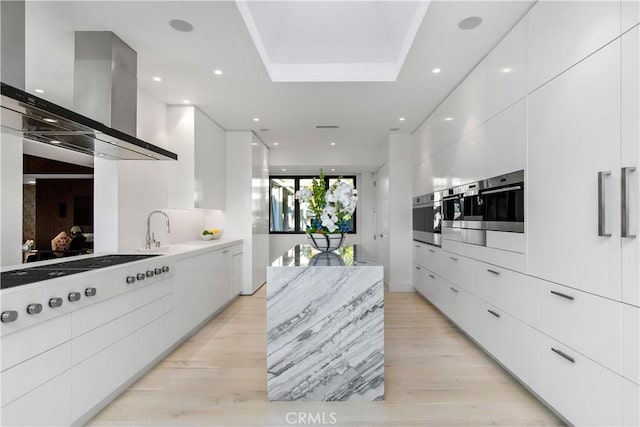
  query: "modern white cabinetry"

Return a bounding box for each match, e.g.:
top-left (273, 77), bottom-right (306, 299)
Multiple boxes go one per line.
top-left (623, 378), bottom-right (640, 427)
top-left (231, 246), bottom-right (244, 297)
top-left (167, 106), bottom-right (226, 210)
top-left (621, 26), bottom-right (640, 308)
top-left (528, 40), bottom-right (622, 301)
top-left (472, 261), bottom-right (530, 323)
top-left (528, 330), bottom-right (622, 427)
top-left (622, 0), bottom-right (640, 33)
top-left (622, 303), bottom-right (639, 384)
top-left (486, 20), bottom-right (526, 119)
top-left (526, 1), bottom-right (621, 92)
top-left (484, 100), bottom-right (526, 179)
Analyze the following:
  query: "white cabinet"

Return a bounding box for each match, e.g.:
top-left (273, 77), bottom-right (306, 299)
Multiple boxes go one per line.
top-left (71, 335), bottom-right (134, 421)
top-left (168, 106), bottom-right (226, 209)
top-left (232, 248), bottom-right (244, 297)
top-left (413, 265), bottom-right (441, 308)
top-left (0, 371), bottom-right (71, 427)
top-left (528, 330), bottom-right (622, 427)
top-left (486, 19), bottom-right (526, 119)
top-left (528, 40), bottom-right (622, 300)
top-left (622, 0), bottom-right (640, 33)
top-left (484, 100), bottom-right (526, 179)
top-left (526, 0), bottom-right (620, 92)
top-left (212, 248), bottom-right (232, 313)
top-left (621, 26), bottom-right (640, 307)
top-left (134, 311), bottom-right (172, 371)
top-left (529, 276), bottom-right (622, 374)
top-left (622, 304), bottom-right (639, 384)
top-left (439, 252), bottom-right (473, 292)
top-left (623, 378), bottom-right (640, 427)
top-left (472, 261), bottom-right (530, 323)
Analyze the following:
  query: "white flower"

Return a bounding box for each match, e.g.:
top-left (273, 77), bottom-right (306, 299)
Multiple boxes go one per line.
top-left (295, 187), bottom-right (312, 202)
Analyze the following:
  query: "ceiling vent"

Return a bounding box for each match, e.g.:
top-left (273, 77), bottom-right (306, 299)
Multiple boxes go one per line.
top-left (316, 125), bottom-right (340, 129)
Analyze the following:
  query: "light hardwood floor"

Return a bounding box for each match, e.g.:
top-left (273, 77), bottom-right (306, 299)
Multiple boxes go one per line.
top-left (89, 287), bottom-right (563, 426)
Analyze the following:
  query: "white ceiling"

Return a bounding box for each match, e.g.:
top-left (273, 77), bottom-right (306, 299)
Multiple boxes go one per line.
top-left (24, 1), bottom-right (534, 171)
top-left (237, 0), bottom-right (430, 81)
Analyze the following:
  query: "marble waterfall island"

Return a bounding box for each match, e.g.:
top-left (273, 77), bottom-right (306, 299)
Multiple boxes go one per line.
top-left (267, 245), bottom-right (384, 401)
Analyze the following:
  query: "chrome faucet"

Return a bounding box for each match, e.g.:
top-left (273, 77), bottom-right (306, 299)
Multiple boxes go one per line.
top-left (146, 210), bottom-right (170, 249)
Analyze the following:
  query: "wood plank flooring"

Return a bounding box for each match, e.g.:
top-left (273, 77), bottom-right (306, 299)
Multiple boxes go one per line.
top-left (89, 287), bottom-right (563, 426)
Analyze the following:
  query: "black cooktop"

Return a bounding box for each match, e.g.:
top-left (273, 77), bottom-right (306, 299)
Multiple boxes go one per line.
top-left (1, 254), bottom-right (160, 290)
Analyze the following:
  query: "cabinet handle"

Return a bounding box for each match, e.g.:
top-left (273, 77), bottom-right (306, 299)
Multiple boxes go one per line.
top-left (415, 245), bottom-right (421, 248)
top-left (550, 290), bottom-right (574, 301)
top-left (551, 347), bottom-right (575, 364)
top-left (428, 249), bottom-right (435, 253)
top-left (415, 266), bottom-right (421, 270)
top-left (428, 274), bottom-right (435, 279)
top-left (487, 269), bottom-right (500, 276)
top-left (449, 256), bottom-right (458, 261)
top-left (622, 167), bottom-right (636, 238)
top-left (598, 171), bottom-right (612, 237)
top-left (449, 287), bottom-right (458, 293)
top-left (487, 309), bottom-right (500, 318)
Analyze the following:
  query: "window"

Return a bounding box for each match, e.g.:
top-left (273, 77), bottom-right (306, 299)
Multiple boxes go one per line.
top-left (270, 175), bottom-right (357, 234)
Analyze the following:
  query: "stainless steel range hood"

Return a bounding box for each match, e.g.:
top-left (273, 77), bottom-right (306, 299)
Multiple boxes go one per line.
top-left (1, 82), bottom-right (177, 160)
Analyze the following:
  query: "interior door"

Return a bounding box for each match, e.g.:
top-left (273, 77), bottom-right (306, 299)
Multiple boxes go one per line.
top-left (374, 162), bottom-right (390, 285)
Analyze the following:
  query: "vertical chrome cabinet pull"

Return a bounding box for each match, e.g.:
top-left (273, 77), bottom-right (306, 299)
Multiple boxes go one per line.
top-left (598, 171), bottom-right (611, 237)
top-left (622, 167), bottom-right (636, 238)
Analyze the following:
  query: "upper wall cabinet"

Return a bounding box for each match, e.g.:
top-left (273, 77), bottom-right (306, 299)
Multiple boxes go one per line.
top-left (485, 99), bottom-right (526, 178)
top-left (167, 106), bottom-right (226, 210)
top-left (439, 60), bottom-right (487, 144)
top-left (526, 1), bottom-right (620, 92)
top-left (622, 0), bottom-right (640, 33)
top-left (528, 40), bottom-right (621, 300)
top-left (486, 20), bottom-right (525, 119)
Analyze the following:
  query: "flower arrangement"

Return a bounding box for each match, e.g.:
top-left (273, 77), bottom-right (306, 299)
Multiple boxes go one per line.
top-left (295, 170), bottom-right (358, 233)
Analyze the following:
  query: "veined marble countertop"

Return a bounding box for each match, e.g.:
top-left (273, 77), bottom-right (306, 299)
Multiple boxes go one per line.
top-left (270, 244), bottom-right (380, 267)
top-left (267, 244), bottom-right (384, 401)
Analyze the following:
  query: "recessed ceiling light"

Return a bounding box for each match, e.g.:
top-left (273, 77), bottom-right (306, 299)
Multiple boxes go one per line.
top-left (501, 67), bottom-right (512, 73)
top-left (281, 168), bottom-right (286, 172)
top-left (51, 140), bottom-right (61, 144)
top-left (399, 117), bottom-right (406, 121)
top-left (213, 69), bottom-right (223, 75)
top-left (153, 76), bottom-right (162, 82)
top-left (27, 180), bottom-right (36, 185)
top-left (330, 142), bottom-right (336, 146)
top-left (444, 117), bottom-right (453, 121)
top-left (169, 19), bottom-right (194, 32)
top-left (35, 88), bottom-right (44, 94)
top-left (182, 100), bottom-right (190, 104)
top-left (253, 118), bottom-right (260, 122)
top-left (252, 142), bottom-right (258, 146)
top-left (458, 16), bottom-right (483, 30)
top-left (273, 142), bottom-right (279, 146)
top-left (331, 168), bottom-right (336, 172)
top-left (432, 68), bottom-right (441, 74)
top-left (43, 118), bottom-right (57, 123)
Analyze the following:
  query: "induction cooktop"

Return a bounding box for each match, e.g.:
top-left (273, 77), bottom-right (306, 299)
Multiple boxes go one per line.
top-left (0, 254), bottom-right (160, 290)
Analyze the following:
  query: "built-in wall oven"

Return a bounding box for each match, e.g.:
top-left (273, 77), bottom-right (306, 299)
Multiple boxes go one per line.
top-left (412, 192), bottom-right (442, 246)
top-left (439, 170), bottom-right (525, 247)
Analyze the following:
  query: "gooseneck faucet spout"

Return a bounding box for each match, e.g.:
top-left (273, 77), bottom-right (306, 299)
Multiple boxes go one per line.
top-left (146, 210), bottom-right (170, 249)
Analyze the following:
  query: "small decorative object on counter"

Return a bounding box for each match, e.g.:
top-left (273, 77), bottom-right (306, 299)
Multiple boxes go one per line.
top-left (201, 228), bottom-right (222, 240)
top-left (296, 169), bottom-right (358, 252)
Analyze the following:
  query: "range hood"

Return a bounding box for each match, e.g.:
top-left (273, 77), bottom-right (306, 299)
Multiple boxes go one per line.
top-left (0, 82), bottom-right (177, 161)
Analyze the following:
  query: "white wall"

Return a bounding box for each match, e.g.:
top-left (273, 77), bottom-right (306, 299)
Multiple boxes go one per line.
top-left (269, 145), bottom-right (385, 173)
top-left (0, 132), bottom-right (24, 266)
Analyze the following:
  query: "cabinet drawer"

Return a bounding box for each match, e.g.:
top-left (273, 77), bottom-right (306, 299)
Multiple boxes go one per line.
top-left (440, 252), bottom-right (472, 292)
top-left (413, 265), bottom-right (441, 308)
top-left (440, 281), bottom-right (474, 334)
top-left (413, 242), bottom-right (441, 272)
top-left (0, 371), bottom-right (71, 426)
top-left (134, 277), bottom-right (172, 309)
top-left (134, 312), bottom-right (172, 372)
top-left (529, 331), bottom-right (622, 426)
top-left (133, 294), bottom-right (172, 331)
top-left (529, 277), bottom-right (622, 374)
top-left (473, 262), bottom-right (531, 323)
top-left (622, 304), bottom-right (639, 384)
top-left (623, 378), bottom-right (640, 427)
top-left (72, 292), bottom-right (133, 338)
top-left (72, 313), bottom-right (134, 365)
top-left (1, 342), bottom-right (70, 407)
top-left (1, 313), bottom-right (71, 371)
top-left (71, 334), bottom-right (134, 421)
top-left (475, 303), bottom-right (530, 383)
